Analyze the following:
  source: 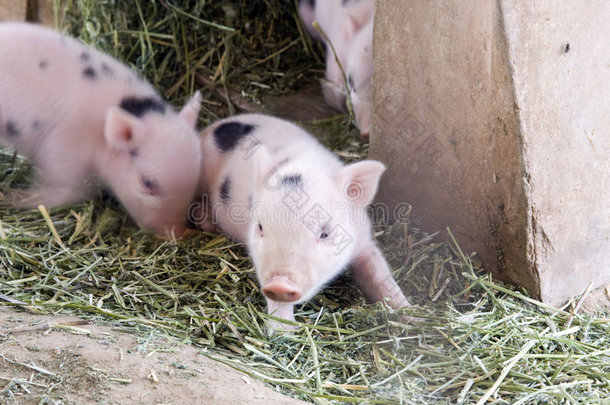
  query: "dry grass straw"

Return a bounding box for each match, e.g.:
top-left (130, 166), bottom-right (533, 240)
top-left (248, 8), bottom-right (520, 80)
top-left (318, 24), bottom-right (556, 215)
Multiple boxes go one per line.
top-left (1, 1), bottom-right (610, 403)
top-left (58, 0), bottom-right (324, 124)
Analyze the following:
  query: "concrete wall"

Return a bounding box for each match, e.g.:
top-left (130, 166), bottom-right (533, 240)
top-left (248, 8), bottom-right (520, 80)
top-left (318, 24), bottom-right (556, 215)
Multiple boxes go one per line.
top-left (503, 2), bottom-right (610, 304)
top-left (0, 0), bottom-right (54, 25)
top-left (370, 0), bottom-right (610, 306)
top-left (0, 1), bottom-right (28, 21)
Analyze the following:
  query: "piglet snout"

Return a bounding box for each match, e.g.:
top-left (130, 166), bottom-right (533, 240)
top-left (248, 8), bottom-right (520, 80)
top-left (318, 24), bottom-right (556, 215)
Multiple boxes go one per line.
top-left (262, 275), bottom-right (302, 302)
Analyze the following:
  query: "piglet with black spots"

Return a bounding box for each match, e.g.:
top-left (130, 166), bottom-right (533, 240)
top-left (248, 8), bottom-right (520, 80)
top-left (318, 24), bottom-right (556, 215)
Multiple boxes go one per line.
top-left (193, 114), bottom-right (409, 331)
top-left (0, 23), bottom-right (202, 238)
top-left (299, 0), bottom-right (374, 136)
top-left (345, 13), bottom-right (373, 137)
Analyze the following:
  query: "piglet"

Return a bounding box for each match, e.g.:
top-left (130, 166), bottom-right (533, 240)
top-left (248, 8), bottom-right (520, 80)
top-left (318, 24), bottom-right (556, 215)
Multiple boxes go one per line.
top-left (0, 23), bottom-right (202, 239)
top-left (298, 0), bottom-right (322, 41)
top-left (301, 0), bottom-right (374, 137)
top-left (194, 114), bottom-right (409, 330)
top-left (345, 14), bottom-right (373, 137)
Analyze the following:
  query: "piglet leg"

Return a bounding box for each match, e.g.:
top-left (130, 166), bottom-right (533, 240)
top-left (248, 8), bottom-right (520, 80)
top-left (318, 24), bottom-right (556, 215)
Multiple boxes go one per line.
top-left (265, 298), bottom-right (298, 333)
top-left (350, 242), bottom-right (410, 308)
top-left (6, 183), bottom-right (91, 209)
top-left (6, 154), bottom-right (94, 209)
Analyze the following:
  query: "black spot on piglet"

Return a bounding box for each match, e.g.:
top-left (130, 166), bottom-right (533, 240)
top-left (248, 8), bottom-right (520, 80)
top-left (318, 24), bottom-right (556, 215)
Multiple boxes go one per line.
top-left (83, 66), bottom-right (96, 79)
top-left (80, 51), bottom-right (90, 62)
top-left (282, 174), bottom-right (303, 187)
top-left (39, 60), bottom-right (49, 69)
top-left (213, 122), bottom-right (256, 152)
top-left (6, 120), bottom-right (20, 137)
top-left (220, 177), bottom-right (232, 202)
top-left (119, 97), bottom-right (166, 118)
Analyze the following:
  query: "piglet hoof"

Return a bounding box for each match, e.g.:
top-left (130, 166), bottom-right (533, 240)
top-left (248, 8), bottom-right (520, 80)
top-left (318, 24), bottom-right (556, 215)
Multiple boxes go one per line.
top-left (399, 313), bottom-right (425, 324)
top-left (265, 319), bottom-right (300, 335)
top-left (380, 297), bottom-right (424, 324)
top-left (3, 190), bottom-right (37, 209)
top-left (389, 303), bottom-right (425, 324)
top-left (391, 295), bottom-right (411, 309)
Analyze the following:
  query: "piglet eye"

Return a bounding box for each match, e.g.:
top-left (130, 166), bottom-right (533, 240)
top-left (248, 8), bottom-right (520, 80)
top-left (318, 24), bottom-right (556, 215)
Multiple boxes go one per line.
top-left (319, 226), bottom-right (331, 240)
top-left (141, 176), bottom-right (159, 195)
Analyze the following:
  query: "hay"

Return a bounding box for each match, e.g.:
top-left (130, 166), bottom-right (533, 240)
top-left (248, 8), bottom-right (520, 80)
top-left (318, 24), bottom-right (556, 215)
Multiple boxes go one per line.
top-left (58, 0), bottom-right (325, 124)
top-left (1, 1), bottom-right (610, 404)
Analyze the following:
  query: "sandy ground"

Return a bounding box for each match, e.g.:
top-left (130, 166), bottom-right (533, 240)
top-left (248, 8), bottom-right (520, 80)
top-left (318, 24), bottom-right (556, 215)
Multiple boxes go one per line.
top-left (0, 307), bottom-right (309, 405)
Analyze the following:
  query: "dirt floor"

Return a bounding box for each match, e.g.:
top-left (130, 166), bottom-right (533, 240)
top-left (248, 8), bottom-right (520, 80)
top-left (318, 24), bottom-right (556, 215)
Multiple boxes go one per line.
top-left (0, 307), bottom-right (309, 405)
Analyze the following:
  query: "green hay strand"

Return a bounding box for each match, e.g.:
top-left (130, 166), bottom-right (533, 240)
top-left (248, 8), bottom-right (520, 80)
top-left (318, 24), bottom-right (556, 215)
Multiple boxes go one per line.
top-left (1, 1), bottom-right (609, 404)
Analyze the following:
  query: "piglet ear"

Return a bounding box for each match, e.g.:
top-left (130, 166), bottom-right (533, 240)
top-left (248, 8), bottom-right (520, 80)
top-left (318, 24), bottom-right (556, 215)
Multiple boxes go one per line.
top-left (340, 5), bottom-right (369, 45)
top-left (179, 91), bottom-right (202, 128)
top-left (104, 107), bottom-right (146, 151)
top-left (341, 1), bottom-right (373, 43)
top-left (341, 14), bottom-right (359, 44)
top-left (338, 160), bottom-right (386, 208)
top-left (346, 0), bottom-right (373, 31)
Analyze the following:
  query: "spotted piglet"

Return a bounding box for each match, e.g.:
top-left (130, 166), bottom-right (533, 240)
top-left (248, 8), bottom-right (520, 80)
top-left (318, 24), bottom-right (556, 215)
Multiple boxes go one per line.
top-left (0, 23), bottom-right (202, 238)
top-left (194, 114), bottom-right (409, 330)
top-left (345, 14), bottom-right (373, 137)
top-left (299, 0), bottom-right (374, 136)
top-left (298, 0), bottom-right (321, 41)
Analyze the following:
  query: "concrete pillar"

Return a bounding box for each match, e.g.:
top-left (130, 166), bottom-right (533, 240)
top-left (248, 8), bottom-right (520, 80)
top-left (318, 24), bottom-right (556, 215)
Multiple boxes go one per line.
top-left (0, 1), bottom-right (28, 21)
top-left (370, 0), bottom-right (610, 306)
top-left (0, 0), bottom-right (54, 25)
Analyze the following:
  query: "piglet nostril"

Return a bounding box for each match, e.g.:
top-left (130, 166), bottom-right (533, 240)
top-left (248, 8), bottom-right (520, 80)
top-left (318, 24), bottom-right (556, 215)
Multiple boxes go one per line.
top-left (262, 277), bottom-right (302, 302)
top-left (263, 289), bottom-right (279, 302)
